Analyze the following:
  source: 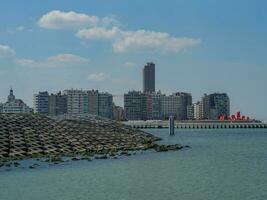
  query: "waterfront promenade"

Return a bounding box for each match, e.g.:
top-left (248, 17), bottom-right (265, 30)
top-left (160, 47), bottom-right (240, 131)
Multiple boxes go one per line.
top-left (123, 120), bottom-right (267, 129)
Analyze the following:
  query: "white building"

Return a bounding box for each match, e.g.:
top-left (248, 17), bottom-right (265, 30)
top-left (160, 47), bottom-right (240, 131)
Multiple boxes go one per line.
top-left (2, 89), bottom-right (32, 113)
top-left (63, 89), bottom-right (113, 119)
top-left (63, 89), bottom-right (88, 115)
top-left (194, 101), bottom-right (203, 120)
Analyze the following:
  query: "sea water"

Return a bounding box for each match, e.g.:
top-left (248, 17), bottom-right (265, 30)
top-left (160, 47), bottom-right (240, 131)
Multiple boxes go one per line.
top-left (0, 129), bottom-right (267, 200)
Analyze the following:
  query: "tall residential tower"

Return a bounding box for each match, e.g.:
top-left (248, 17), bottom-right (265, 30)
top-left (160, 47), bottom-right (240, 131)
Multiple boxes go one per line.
top-left (143, 62), bottom-right (155, 93)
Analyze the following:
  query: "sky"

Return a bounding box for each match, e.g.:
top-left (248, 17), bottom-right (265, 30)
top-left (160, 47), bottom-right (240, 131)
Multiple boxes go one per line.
top-left (0, 0), bottom-right (267, 120)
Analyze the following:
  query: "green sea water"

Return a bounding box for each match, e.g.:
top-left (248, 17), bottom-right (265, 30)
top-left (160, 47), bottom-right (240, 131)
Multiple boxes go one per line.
top-left (0, 129), bottom-right (267, 200)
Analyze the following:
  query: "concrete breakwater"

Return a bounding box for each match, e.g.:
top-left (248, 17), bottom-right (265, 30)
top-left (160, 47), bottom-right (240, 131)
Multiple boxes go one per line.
top-left (124, 121), bottom-right (267, 129)
top-left (0, 114), bottom-right (184, 166)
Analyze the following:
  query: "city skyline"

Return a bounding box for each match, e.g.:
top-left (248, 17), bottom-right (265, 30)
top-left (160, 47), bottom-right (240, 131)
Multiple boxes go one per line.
top-left (0, 1), bottom-right (267, 120)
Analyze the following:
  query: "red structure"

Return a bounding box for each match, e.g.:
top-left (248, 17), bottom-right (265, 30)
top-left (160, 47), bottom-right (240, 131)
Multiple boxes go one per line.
top-left (236, 112), bottom-right (241, 120)
top-left (219, 111), bottom-right (251, 121)
top-left (219, 115), bottom-right (225, 121)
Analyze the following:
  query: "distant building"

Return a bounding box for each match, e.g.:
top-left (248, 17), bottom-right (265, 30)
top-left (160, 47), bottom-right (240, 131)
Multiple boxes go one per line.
top-left (201, 93), bottom-right (230, 120)
top-left (33, 91), bottom-right (49, 115)
top-left (113, 105), bottom-right (124, 121)
top-left (187, 104), bottom-right (195, 120)
top-left (122, 63), bottom-right (197, 121)
top-left (87, 90), bottom-right (99, 116)
top-left (124, 91), bottom-right (193, 121)
top-left (34, 89), bottom-right (113, 119)
top-left (160, 92), bottom-right (192, 120)
top-left (124, 91), bottom-right (147, 120)
top-left (34, 91), bottom-right (67, 116)
top-left (98, 92), bottom-right (113, 119)
top-left (48, 94), bottom-right (56, 115)
top-left (202, 94), bottom-right (210, 119)
top-left (63, 89), bottom-right (88, 115)
top-left (147, 92), bottom-right (162, 120)
top-left (174, 92), bottom-right (192, 120)
top-left (56, 93), bottom-right (68, 115)
top-left (124, 91), bottom-right (163, 120)
top-left (143, 62), bottom-right (155, 93)
top-left (48, 92), bottom-right (67, 116)
top-left (194, 101), bottom-right (203, 120)
top-left (3, 88), bottom-right (32, 113)
top-left (160, 94), bottom-right (180, 119)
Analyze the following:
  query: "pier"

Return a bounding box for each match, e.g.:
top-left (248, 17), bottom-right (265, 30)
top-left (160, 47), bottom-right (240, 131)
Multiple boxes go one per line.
top-left (123, 120), bottom-right (267, 129)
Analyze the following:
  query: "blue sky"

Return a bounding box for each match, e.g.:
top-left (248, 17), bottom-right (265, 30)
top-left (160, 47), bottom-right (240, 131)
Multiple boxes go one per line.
top-left (0, 0), bottom-right (267, 120)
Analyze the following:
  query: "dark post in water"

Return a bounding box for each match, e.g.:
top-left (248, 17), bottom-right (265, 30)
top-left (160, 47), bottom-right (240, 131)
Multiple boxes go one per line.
top-left (169, 116), bottom-right (175, 135)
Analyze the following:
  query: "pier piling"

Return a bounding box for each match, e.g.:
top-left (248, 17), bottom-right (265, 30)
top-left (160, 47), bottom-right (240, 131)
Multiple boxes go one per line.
top-left (169, 116), bottom-right (175, 135)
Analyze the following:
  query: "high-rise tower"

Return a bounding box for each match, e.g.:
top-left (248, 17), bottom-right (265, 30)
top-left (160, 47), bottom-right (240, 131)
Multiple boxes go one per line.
top-left (143, 62), bottom-right (155, 93)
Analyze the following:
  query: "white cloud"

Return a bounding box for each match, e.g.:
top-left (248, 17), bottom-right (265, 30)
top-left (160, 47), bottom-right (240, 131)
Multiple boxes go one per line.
top-left (38, 10), bottom-right (118, 30)
top-left (0, 44), bottom-right (16, 57)
top-left (16, 26), bottom-right (25, 31)
top-left (47, 54), bottom-right (88, 63)
top-left (16, 59), bottom-right (36, 66)
top-left (76, 27), bottom-right (200, 53)
top-left (16, 54), bottom-right (89, 68)
top-left (76, 27), bottom-right (120, 40)
top-left (88, 72), bottom-right (107, 81)
top-left (16, 26), bottom-right (33, 32)
top-left (16, 58), bottom-right (62, 68)
top-left (114, 30), bottom-right (201, 53)
top-left (38, 10), bottom-right (200, 53)
top-left (101, 15), bottom-right (120, 27)
top-left (38, 10), bottom-right (99, 30)
top-left (125, 62), bottom-right (137, 68)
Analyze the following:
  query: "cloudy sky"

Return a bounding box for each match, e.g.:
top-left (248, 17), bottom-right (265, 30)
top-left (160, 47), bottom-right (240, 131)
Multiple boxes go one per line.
top-left (0, 0), bottom-right (267, 120)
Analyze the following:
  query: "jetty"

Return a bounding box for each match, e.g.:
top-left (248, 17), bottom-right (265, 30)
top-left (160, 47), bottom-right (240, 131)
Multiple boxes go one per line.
top-left (0, 114), bottom-right (157, 161)
top-left (124, 120), bottom-right (267, 129)
top-left (0, 114), bottom-right (184, 163)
